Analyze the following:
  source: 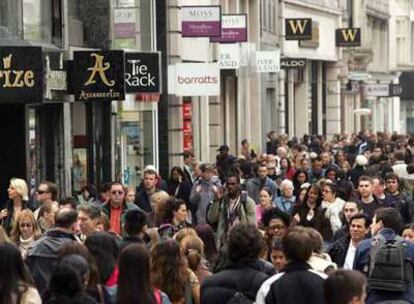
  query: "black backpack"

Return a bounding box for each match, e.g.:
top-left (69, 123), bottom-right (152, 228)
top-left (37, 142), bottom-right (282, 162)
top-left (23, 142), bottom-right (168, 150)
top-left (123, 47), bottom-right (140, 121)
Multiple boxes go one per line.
top-left (368, 235), bottom-right (413, 292)
top-left (226, 292), bottom-right (254, 304)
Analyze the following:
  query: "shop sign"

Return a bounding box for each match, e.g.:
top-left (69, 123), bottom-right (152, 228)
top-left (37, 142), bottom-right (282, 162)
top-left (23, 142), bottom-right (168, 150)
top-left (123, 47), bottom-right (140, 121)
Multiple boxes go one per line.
top-left (389, 84), bottom-right (403, 97)
top-left (72, 50), bottom-right (125, 101)
top-left (183, 102), bottom-right (192, 120)
top-left (45, 53), bottom-right (67, 99)
top-left (299, 21), bottom-right (319, 48)
top-left (336, 28), bottom-right (361, 47)
top-left (114, 8), bottom-right (136, 38)
top-left (349, 72), bottom-right (371, 81)
top-left (169, 63), bottom-right (220, 96)
top-left (181, 6), bottom-right (221, 37)
top-left (125, 52), bottom-right (161, 93)
top-left (280, 58), bottom-right (306, 69)
top-left (365, 84), bottom-right (389, 97)
top-left (219, 44), bottom-right (240, 70)
top-left (0, 47), bottom-right (43, 103)
top-left (210, 14), bottom-right (247, 43)
top-left (256, 50), bottom-right (280, 73)
top-left (285, 18), bottom-right (312, 40)
top-left (182, 101), bottom-right (193, 151)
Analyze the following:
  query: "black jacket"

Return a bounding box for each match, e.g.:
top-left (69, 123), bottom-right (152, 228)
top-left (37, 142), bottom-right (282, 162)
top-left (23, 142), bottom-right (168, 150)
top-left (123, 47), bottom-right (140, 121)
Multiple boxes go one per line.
top-left (260, 261), bottom-right (326, 304)
top-left (27, 229), bottom-right (77, 295)
top-left (328, 236), bottom-right (350, 268)
top-left (201, 260), bottom-right (270, 303)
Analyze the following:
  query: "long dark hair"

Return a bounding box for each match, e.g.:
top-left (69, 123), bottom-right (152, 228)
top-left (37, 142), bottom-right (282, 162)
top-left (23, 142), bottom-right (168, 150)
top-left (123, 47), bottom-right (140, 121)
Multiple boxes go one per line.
top-left (84, 232), bottom-right (119, 283)
top-left (195, 224), bottom-right (218, 267)
top-left (0, 243), bottom-right (34, 303)
top-left (169, 166), bottom-right (187, 183)
top-left (164, 198), bottom-right (187, 224)
top-left (117, 243), bottom-right (156, 304)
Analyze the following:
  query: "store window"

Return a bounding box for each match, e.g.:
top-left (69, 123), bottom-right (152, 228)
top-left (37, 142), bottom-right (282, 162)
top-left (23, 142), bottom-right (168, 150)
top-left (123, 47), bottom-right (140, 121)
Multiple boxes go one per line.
top-left (0, 0), bottom-right (22, 38)
top-left (23, 0), bottom-right (62, 46)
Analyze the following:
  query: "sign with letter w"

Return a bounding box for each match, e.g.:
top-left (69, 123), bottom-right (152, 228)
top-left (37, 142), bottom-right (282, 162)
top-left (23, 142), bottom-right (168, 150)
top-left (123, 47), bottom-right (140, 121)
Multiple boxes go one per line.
top-left (285, 18), bottom-right (312, 40)
top-left (336, 28), bottom-right (361, 47)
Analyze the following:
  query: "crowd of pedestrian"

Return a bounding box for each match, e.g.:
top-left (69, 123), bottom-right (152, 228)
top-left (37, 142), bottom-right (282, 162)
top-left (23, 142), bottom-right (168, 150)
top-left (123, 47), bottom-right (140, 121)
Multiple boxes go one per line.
top-left (1, 130), bottom-right (414, 303)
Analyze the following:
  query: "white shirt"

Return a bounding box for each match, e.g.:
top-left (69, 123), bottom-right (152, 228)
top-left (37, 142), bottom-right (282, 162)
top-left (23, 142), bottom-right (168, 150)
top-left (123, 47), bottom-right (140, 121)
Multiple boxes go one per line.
top-left (343, 240), bottom-right (357, 270)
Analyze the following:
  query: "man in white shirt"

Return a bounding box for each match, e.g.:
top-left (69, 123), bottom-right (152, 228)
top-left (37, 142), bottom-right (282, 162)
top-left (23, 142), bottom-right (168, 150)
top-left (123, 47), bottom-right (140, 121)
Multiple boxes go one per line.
top-left (328, 214), bottom-right (370, 269)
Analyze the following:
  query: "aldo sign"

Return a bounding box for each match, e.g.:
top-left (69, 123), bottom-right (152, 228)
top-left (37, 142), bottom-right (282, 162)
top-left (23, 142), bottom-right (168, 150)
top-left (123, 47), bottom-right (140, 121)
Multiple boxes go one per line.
top-left (72, 51), bottom-right (125, 101)
top-left (0, 47), bottom-right (43, 103)
top-left (125, 52), bottom-right (161, 93)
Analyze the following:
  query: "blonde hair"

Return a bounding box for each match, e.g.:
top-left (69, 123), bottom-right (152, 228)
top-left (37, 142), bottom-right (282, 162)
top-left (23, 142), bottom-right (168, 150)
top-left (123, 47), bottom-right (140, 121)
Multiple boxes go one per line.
top-left (10, 209), bottom-right (41, 243)
top-left (0, 226), bottom-right (10, 244)
top-left (10, 178), bottom-right (29, 201)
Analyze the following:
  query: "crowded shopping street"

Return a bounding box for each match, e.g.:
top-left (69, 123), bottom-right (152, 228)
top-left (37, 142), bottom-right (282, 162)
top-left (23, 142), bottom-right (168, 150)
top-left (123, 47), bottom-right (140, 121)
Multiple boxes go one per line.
top-left (2, 0), bottom-right (414, 303)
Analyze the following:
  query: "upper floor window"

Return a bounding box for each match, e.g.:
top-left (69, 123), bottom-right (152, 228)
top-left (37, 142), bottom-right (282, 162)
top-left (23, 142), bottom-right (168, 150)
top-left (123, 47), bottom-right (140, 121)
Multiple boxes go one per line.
top-left (0, 0), bottom-right (23, 39)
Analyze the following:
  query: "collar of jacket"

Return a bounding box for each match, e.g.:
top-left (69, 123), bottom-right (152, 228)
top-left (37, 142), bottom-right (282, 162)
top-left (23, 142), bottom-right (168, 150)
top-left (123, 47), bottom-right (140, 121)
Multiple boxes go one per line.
top-left (283, 260), bottom-right (311, 273)
top-left (46, 228), bottom-right (77, 240)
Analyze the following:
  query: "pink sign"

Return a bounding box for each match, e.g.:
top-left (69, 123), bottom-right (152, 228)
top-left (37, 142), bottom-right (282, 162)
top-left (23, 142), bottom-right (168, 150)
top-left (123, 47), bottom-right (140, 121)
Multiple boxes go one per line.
top-left (181, 6), bottom-right (221, 37)
top-left (114, 23), bottom-right (135, 38)
top-left (211, 15), bottom-right (247, 43)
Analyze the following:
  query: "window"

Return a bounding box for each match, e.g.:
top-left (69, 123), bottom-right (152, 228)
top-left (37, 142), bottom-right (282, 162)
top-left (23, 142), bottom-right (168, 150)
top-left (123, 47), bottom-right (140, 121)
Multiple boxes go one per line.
top-left (23, 0), bottom-right (53, 43)
top-left (0, 0), bottom-right (22, 38)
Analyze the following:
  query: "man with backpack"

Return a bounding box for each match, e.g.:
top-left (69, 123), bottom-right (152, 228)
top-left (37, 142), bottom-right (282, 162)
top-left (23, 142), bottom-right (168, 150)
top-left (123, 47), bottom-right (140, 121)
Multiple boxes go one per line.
top-left (353, 207), bottom-right (414, 303)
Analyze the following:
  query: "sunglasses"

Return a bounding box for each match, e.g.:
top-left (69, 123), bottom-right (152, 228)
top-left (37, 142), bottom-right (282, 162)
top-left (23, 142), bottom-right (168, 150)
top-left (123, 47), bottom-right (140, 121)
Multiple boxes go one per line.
top-left (111, 190), bottom-right (124, 195)
top-left (19, 223), bottom-right (32, 228)
top-left (37, 190), bottom-right (48, 195)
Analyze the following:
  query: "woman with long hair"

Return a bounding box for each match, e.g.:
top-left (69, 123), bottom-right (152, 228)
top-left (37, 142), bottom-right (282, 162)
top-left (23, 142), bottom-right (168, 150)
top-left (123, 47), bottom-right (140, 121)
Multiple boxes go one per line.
top-left (195, 224), bottom-right (218, 270)
top-left (0, 242), bottom-right (41, 304)
top-left (164, 199), bottom-right (191, 233)
top-left (168, 167), bottom-right (192, 204)
top-left (256, 188), bottom-right (273, 227)
top-left (280, 157), bottom-right (296, 180)
top-left (10, 209), bottom-right (41, 259)
top-left (292, 169), bottom-right (309, 196)
top-left (180, 235), bottom-right (212, 284)
top-left (84, 232), bottom-right (119, 304)
top-left (291, 184), bottom-right (333, 242)
top-left (118, 243), bottom-right (170, 304)
top-left (151, 239), bottom-right (200, 304)
top-left (1, 178), bottom-right (31, 234)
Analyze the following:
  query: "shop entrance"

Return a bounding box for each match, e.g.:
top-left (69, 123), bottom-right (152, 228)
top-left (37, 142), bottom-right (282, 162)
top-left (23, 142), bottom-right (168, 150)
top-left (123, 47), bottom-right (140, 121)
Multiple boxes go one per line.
top-left (0, 104), bottom-right (27, 205)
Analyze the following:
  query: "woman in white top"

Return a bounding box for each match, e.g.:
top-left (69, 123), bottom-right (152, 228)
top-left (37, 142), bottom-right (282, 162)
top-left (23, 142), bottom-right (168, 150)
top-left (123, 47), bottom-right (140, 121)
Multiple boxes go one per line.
top-left (321, 182), bottom-right (345, 234)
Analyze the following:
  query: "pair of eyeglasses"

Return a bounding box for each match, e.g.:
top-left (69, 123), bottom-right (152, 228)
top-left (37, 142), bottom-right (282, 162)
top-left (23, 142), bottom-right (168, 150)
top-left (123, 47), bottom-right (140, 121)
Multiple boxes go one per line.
top-left (19, 223), bottom-right (32, 228)
top-left (111, 190), bottom-right (124, 195)
top-left (268, 224), bottom-right (285, 231)
top-left (37, 190), bottom-right (48, 195)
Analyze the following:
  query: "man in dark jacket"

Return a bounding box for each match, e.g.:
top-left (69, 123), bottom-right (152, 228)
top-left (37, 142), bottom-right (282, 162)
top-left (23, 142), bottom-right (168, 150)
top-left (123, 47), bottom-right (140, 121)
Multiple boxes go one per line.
top-left (256, 226), bottom-right (326, 304)
top-left (328, 214), bottom-right (370, 269)
top-left (353, 207), bottom-right (414, 304)
top-left (27, 207), bottom-right (78, 294)
top-left (201, 223), bottom-right (270, 303)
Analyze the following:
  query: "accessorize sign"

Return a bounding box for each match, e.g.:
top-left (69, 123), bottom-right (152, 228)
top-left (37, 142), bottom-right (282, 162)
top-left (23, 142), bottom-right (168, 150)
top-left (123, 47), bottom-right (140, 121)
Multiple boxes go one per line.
top-left (181, 6), bottom-right (221, 37)
top-left (169, 63), bottom-right (220, 96)
top-left (210, 14), bottom-right (247, 43)
top-left (0, 47), bottom-right (43, 103)
top-left (125, 52), bottom-right (161, 93)
top-left (256, 50), bottom-right (280, 73)
top-left (285, 18), bottom-right (312, 40)
top-left (72, 51), bottom-right (125, 101)
top-left (335, 28), bottom-right (361, 47)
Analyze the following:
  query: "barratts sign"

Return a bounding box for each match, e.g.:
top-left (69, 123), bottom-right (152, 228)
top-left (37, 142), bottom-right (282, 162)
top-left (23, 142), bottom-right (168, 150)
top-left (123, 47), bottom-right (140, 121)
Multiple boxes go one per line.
top-left (0, 47), bottom-right (43, 104)
top-left (72, 51), bottom-right (125, 101)
top-left (169, 63), bottom-right (220, 96)
top-left (181, 6), bottom-right (221, 37)
top-left (125, 52), bottom-right (161, 93)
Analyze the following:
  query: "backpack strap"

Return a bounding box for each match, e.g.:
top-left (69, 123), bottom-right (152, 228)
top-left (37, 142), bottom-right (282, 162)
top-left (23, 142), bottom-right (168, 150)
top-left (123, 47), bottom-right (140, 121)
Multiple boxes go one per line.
top-left (368, 234), bottom-right (386, 276)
